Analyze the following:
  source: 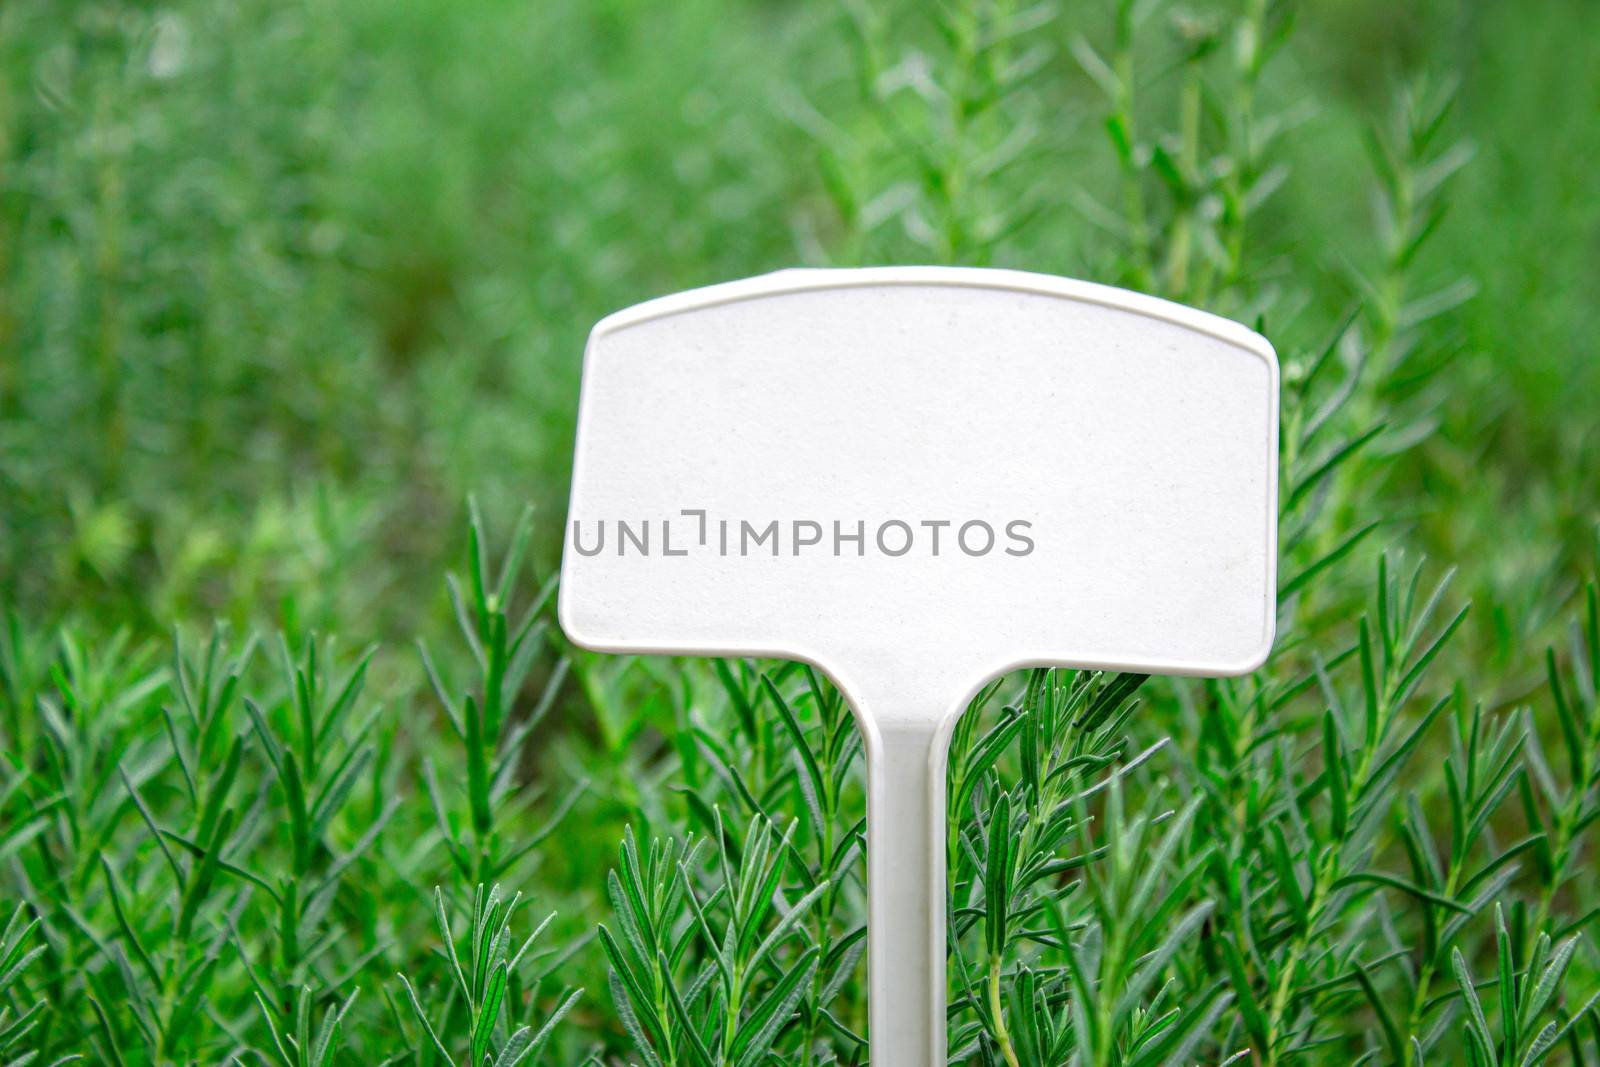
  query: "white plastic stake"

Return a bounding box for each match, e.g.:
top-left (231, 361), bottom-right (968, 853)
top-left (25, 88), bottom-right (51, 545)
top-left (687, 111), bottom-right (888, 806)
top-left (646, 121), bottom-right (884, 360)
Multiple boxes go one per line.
top-left (559, 267), bottom-right (1278, 1065)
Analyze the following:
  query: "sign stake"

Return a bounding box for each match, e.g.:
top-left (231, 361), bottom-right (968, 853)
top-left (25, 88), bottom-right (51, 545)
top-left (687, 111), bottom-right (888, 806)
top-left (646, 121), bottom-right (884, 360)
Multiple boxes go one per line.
top-left (560, 267), bottom-right (1279, 1064)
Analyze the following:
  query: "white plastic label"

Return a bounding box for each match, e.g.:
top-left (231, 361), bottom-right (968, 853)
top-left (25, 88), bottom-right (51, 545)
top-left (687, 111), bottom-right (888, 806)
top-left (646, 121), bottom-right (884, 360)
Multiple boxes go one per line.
top-left (559, 266), bottom-right (1278, 1065)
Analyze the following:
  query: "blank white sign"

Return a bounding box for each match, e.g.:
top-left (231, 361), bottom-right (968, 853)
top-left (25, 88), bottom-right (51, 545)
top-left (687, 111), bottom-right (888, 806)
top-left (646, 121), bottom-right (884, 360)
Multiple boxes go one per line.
top-left (559, 266), bottom-right (1278, 1067)
top-left (560, 266), bottom-right (1277, 718)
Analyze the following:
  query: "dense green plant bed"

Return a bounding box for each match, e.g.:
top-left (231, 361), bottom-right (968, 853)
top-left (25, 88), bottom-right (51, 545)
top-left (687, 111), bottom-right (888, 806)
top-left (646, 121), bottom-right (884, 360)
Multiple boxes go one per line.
top-left (2, 0), bottom-right (1598, 1063)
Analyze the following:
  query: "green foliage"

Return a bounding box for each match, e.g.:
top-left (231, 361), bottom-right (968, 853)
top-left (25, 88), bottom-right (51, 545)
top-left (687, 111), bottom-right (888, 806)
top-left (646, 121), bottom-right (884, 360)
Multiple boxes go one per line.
top-left (0, 515), bottom-right (587, 1063)
top-left (600, 817), bottom-right (833, 1066)
top-left (1, 0), bottom-right (1597, 1064)
top-left (397, 885), bottom-right (581, 1067)
top-left (253, 986), bottom-right (358, 1067)
top-left (594, 667), bottom-right (870, 1066)
top-left (418, 502), bottom-right (573, 888)
top-left (1447, 906), bottom-right (1600, 1067)
top-left (0, 903), bottom-right (80, 1066)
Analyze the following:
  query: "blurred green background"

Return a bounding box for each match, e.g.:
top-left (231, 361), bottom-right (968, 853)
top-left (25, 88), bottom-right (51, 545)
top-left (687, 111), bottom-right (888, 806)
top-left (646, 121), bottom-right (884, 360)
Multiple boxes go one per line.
top-left (2, 0), bottom-right (1593, 647)
top-left (1, 0), bottom-right (1598, 1061)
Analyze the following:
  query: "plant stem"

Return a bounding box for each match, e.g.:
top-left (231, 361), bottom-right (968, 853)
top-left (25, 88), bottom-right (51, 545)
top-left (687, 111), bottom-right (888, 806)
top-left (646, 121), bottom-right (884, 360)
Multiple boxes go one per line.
top-left (1164, 64), bottom-right (1202, 299)
top-left (1265, 683), bottom-right (1392, 1063)
top-left (1112, 25), bottom-right (1152, 287)
top-left (987, 952), bottom-right (1020, 1067)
